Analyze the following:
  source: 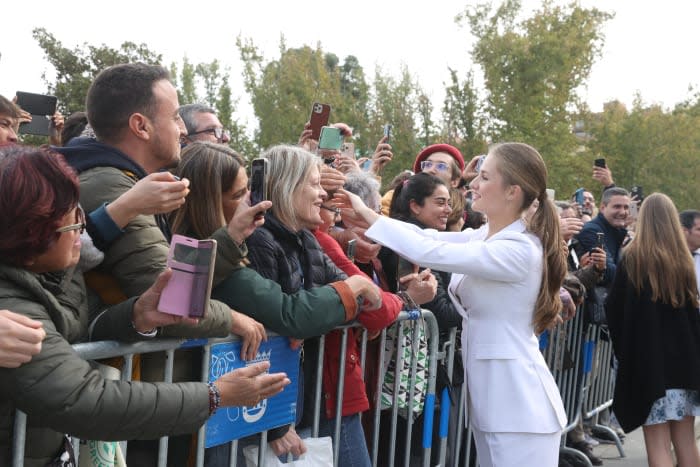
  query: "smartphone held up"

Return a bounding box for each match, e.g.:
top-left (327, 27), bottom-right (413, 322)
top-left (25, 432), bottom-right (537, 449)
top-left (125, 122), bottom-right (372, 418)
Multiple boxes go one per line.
top-left (309, 102), bottom-right (331, 141)
top-left (158, 235), bottom-right (217, 318)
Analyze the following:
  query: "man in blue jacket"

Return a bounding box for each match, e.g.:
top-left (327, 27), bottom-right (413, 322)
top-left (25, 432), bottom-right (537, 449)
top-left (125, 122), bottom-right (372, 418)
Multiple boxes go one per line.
top-left (575, 187), bottom-right (631, 286)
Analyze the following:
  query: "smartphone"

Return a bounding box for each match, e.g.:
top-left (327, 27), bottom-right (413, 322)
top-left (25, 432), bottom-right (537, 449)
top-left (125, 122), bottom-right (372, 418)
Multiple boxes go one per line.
top-left (594, 158), bottom-right (606, 168)
top-left (574, 188), bottom-right (585, 205)
top-left (475, 155), bottom-right (486, 173)
top-left (309, 102), bottom-right (331, 141)
top-left (341, 142), bottom-right (355, 159)
top-left (631, 185), bottom-right (644, 201)
top-left (396, 257), bottom-right (415, 291)
top-left (16, 91), bottom-right (58, 136)
top-left (249, 158), bottom-right (268, 206)
top-left (158, 235), bottom-right (217, 318)
top-left (346, 239), bottom-right (357, 261)
top-left (595, 232), bottom-right (605, 252)
top-left (383, 124), bottom-right (392, 143)
top-left (318, 126), bottom-right (343, 151)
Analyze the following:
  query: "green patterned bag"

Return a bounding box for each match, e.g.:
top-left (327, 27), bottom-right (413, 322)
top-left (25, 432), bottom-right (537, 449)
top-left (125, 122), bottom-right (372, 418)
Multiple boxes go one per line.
top-left (379, 318), bottom-right (429, 419)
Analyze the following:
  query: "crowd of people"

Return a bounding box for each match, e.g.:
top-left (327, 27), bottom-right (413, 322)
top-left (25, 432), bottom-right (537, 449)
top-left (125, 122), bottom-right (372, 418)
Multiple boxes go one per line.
top-left (0, 62), bottom-right (699, 467)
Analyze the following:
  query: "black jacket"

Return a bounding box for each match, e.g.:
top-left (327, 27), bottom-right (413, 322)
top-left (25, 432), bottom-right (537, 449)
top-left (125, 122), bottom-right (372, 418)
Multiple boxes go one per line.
top-left (574, 213), bottom-right (627, 286)
top-left (245, 214), bottom-right (347, 436)
top-left (606, 260), bottom-right (700, 432)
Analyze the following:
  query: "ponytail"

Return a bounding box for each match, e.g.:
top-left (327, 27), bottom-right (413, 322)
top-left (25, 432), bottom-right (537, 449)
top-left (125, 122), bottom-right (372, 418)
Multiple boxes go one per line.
top-left (529, 193), bottom-right (567, 334)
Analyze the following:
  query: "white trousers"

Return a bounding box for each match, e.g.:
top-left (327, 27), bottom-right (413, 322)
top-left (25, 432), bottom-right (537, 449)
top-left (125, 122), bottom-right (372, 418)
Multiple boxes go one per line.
top-left (472, 427), bottom-right (561, 467)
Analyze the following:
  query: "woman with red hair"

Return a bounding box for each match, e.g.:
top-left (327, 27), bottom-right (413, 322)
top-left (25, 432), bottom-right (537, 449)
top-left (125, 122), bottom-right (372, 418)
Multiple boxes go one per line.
top-left (0, 145), bottom-right (290, 466)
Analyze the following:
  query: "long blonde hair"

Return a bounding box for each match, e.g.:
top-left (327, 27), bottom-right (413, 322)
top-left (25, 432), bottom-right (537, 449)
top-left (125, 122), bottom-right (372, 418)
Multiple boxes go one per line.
top-left (490, 143), bottom-right (567, 333)
top-left (622, 193), bottom-right (699, 308)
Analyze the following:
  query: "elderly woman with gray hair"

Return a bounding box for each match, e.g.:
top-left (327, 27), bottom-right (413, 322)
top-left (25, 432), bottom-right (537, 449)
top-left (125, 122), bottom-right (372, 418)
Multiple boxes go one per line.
top-left (244, 145), bottom-right (385, 467)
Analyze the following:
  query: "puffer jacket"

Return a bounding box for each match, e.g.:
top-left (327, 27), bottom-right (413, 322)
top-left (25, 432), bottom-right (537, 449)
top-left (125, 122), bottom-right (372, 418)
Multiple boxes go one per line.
top-left (245, 214), bottom-right (350, 437)
top-left (314, 229), bottom-right (401, 418)
top-left (0, 264), bottom-right (209, 467)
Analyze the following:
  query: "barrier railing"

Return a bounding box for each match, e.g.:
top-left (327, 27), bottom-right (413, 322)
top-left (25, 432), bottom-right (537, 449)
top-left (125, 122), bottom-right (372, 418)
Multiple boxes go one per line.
top-left (10, 310), bottom-right (441, 467)
top-left (11, 308), bottom-right (625, 466)
top-left (581, 323), bottom-right (625, 457)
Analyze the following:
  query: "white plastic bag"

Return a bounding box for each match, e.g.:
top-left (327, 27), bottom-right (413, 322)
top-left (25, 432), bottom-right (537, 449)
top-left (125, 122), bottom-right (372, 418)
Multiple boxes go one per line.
top-left (243, 436), bottom-right (333, 467)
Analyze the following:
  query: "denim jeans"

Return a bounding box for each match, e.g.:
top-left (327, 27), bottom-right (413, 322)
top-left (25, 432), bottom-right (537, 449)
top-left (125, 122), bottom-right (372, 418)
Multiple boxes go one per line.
top-left (206, 414), bottom-right (370, 467)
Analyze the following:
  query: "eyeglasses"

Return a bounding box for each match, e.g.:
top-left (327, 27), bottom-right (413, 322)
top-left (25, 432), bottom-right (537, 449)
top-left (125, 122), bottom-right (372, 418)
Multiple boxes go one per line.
top-left (420, 160), bottom-right (450, 172)
top-left (320, 205), bottom-right (341, 219)
top-left (56, 207), bottom-right (86, 235)
top-left (187, 127), bottom-right (230, 141)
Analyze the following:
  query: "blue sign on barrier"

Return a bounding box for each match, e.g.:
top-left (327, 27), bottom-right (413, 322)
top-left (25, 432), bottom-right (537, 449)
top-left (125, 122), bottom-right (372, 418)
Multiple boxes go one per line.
top-left (204, 336), bottom-right (300, 448)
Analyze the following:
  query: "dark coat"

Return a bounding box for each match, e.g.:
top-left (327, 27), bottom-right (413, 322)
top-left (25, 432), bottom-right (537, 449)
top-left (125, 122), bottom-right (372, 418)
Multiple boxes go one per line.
top-left (245, 214), bottom-right (348, 438)
top-left (0, 265), bottom-right (209, 467)
top-left (606, 260), bottom-right (700, 433)
top-left (575, 213), bottom-right (627, 286)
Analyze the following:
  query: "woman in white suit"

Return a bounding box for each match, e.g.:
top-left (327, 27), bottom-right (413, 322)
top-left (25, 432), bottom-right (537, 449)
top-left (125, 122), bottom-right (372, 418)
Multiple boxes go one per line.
top-left (335, 142), bottom-right (567, 467)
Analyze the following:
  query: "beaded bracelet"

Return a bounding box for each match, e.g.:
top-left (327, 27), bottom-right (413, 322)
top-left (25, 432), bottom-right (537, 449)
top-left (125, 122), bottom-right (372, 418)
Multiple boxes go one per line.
top-left (208, 382), bottom-right (221, 415)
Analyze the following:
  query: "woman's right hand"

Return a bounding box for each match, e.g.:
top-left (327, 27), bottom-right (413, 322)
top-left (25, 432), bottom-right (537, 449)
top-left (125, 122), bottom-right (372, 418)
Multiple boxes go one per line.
top-left (333, 189), bottom-right (379, 227)
top-left (399, 269), bottom-right (438, 305)
top-left (226, 197), bottom-right (272, 245)
top-left (0, 310), bottom-right (45, 368)
top-left (214, 361), bottom-right (290, 408)
top-left (269, 426), bottom-right (307, 458)
top-left (344, 275), bottom-right (382, 311)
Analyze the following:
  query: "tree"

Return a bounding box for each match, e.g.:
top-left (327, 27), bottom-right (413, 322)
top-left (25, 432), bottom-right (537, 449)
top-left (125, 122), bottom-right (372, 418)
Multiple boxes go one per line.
top-left (441, 68), bottom-right (488, 160)
top-left (237, 36), bottom-right (372, 153)
top-left (459, 0), bottom-right (612, 195)
top-left (32, 28), bottom-right (162, 114)
top-left (369, 65), bottom-right (421, 188)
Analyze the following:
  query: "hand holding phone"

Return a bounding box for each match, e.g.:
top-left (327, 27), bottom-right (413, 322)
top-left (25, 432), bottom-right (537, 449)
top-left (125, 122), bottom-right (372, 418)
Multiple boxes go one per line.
top-left (249, 158), bottom-right (268, 206)
top-left (158, 235), bottom-right (217, 318)
top-left (15, 91), bottom-right (58, 136)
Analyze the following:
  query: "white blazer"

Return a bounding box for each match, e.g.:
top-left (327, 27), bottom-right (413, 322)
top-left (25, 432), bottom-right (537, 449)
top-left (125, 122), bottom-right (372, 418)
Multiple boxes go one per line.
top-left (366, 217), bottom-right (566, 433)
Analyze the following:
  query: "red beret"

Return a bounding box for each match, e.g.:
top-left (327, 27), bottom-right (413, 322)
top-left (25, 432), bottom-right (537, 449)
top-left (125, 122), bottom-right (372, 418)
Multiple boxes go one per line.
top-left (413, 144), bottom-right (465, 174)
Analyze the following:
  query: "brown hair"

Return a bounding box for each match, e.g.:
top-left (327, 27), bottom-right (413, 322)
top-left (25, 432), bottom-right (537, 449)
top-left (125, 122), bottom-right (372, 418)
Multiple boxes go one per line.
top-left (623, 193), bottom-right (699, 308)
top-left (490, 142), bottom-right (566, 334)
top-left (170, 142), bottom-right (245, 238)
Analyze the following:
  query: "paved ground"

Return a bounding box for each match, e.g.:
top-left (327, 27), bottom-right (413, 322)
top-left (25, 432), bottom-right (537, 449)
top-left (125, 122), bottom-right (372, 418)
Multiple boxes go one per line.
top-left (590, 427), bottom-right (647, 466)
top-left (589, 420), bottom-right (700, 466)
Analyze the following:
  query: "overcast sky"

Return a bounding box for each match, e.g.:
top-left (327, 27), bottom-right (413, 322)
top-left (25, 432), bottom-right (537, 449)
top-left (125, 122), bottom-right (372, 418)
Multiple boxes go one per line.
top-left (2, 0), bottom-right (699, 129)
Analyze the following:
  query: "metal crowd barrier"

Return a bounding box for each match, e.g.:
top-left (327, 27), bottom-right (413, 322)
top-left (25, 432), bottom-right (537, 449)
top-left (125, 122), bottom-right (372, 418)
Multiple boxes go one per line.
top-left (581, 323), bottom-right (626, 457)
top-left (11, 309), bottom-right (441, 467)
top-left (12, 308), bottom-right (626, 467)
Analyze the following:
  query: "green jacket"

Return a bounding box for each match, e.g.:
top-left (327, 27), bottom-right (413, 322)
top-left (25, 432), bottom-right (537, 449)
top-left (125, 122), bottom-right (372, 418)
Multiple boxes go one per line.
top-left (212, 267), bottom-right (357, 339)
top-left (0, 264), bottom-right (210, 467)
top-left (78, 165), bottom-right (245, 337)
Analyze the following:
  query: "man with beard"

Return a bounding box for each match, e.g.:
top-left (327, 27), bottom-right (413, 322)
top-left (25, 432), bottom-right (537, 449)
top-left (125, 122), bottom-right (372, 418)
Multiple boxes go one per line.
top-left (575, 187), bottom-right (631, 286)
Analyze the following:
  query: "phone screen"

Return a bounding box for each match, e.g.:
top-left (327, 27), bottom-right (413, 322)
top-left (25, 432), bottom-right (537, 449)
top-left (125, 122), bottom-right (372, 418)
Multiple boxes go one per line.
top-left (575, 188), bottom-right (585, 205)
top-left (594, 158), bottom-right (606, 168)
top-left (309, 102), bottom-right (331, 141)
top-left (250, 159), bottom-right (268, 205)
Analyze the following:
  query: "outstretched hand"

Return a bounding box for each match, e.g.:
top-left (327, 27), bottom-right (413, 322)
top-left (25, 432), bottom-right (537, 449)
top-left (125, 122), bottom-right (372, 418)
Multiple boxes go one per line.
top-left (333, 189), bottom-right (379, 227)
top-left (214, 361), bottom-right (290, 407)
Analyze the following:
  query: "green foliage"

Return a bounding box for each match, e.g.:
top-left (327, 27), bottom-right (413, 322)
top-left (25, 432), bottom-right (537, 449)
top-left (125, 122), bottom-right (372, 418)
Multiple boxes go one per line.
top-left (441, 68), bottom-right (488, 160)
top-left (32, 28), bottom-right (162, 114)
top-left (459, 0), bottom-right (612, 196)
top-left (585, 96), bottom-right (700, 210)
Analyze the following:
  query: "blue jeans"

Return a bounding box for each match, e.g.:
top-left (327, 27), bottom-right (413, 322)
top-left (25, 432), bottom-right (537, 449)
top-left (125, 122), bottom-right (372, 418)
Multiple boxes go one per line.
top-left (206, 414), bottom-right (370, 467)
top-left (300, 414), bottom-right (371, 467)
